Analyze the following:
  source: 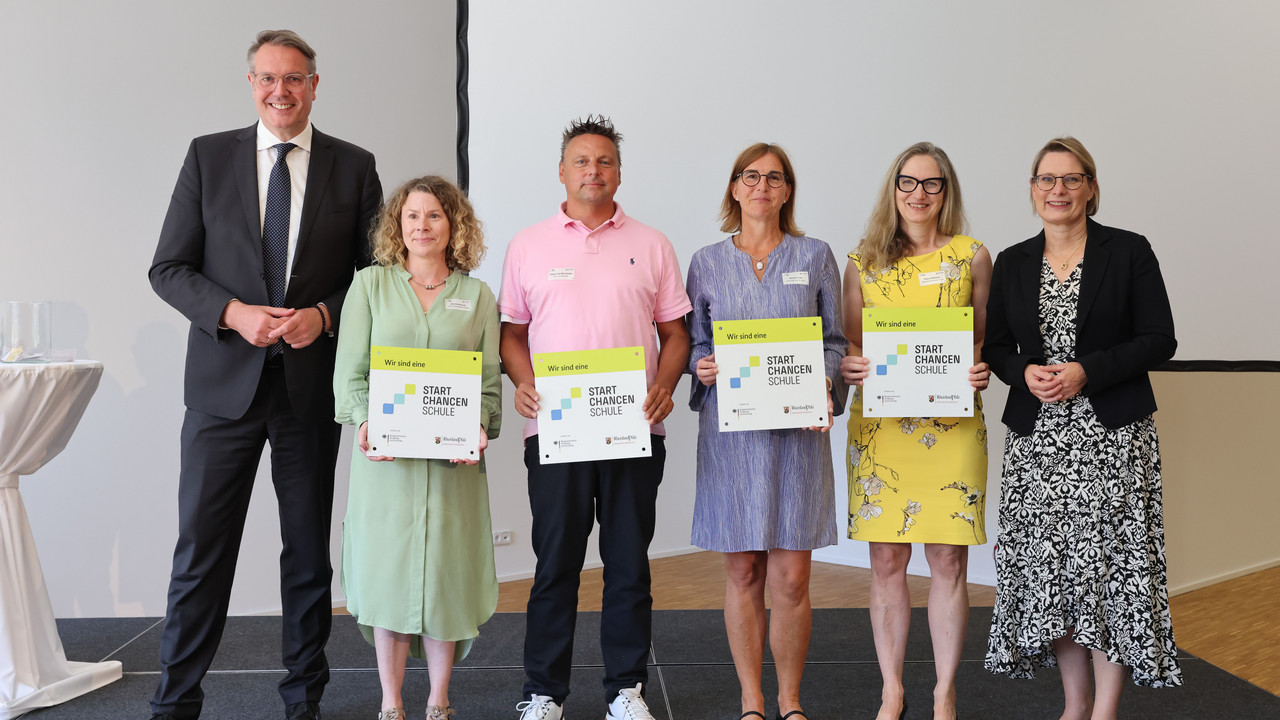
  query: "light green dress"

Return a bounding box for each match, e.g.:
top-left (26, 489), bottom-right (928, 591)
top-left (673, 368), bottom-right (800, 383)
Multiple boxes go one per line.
top-left (334, 264), bottom-right (502, 661)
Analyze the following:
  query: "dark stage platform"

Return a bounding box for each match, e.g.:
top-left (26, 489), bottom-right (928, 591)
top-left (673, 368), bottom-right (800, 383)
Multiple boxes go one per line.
top-left (24, 608), bottom-right (1277, 719)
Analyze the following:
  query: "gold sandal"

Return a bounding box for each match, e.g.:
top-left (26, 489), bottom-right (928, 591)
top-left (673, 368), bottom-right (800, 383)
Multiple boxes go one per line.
top-left (426, 707), bottom-right (456, 720)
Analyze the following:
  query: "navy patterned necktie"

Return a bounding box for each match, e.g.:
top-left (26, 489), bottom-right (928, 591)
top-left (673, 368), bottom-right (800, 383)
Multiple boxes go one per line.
top-left (262, 142), bottom-right (296, 358)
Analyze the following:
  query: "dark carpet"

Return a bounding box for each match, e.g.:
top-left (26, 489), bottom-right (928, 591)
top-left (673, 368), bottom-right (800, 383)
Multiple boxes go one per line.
top-left (22, 608), bottom-right (1278, 719)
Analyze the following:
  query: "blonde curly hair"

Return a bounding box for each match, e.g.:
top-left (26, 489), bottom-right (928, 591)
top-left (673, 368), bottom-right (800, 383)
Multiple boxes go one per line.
top-left (370, 175), bottom-right (486, 271)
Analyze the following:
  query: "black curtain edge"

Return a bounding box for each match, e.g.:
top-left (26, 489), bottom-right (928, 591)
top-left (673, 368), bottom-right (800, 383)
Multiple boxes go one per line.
top-left (456, 0), bottom-right (470, 193)
top-left (1157, 360), bottom-right (1280, 372)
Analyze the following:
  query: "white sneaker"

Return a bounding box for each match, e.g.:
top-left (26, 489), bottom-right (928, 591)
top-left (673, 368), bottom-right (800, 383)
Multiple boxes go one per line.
top-left (605, 684), bottom-right (653, 720)
top-left (516, 694), bottom-right (564, 720)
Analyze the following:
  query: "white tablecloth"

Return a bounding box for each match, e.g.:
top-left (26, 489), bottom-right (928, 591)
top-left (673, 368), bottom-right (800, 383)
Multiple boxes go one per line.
top-left (0, 361), bottom-right (122, 720)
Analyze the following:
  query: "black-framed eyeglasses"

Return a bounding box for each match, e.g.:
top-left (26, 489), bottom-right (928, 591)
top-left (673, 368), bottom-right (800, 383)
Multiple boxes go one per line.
top-left (252, 73), bottom-right (315, 91)
top-left (736, 170), bottom-right (787, 188)
top-left (896, 175), bottom-right (946, 194)
top-left (1032, 173), bottom-right (1091, 191)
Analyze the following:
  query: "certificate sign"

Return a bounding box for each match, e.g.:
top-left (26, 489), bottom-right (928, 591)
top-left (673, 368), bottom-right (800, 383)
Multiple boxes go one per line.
top-left (366, 346), bottom-right (482, 460)
top-left (534, 346), bottom-right (651, 464)
top-left (861, 307), bottom-right (973, 417)
top-left (714, 316), bottom-right (829, 432)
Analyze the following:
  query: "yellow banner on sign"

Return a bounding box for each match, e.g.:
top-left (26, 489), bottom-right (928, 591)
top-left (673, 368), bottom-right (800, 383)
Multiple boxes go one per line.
top-left (713, 316), bottom-right (823, 345)
top-left (370, 346), bottom-right (482, 375)
top-left (862, 307), bottom-right (974, 333)
top-left (534, 346), bottom-right (646, 377)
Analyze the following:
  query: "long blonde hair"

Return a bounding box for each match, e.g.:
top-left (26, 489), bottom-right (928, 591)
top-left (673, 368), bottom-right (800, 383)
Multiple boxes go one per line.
top-left (857, 142), bottom-right (967, 272)
top-left (370, 175), bottom-right (486, 271)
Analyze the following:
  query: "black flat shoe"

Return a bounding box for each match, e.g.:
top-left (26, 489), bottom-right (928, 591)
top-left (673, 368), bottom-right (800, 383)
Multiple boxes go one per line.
top-left (777, 711), bottom-right (809, 720)
top-left (739, 713), bottom-right (765, 720)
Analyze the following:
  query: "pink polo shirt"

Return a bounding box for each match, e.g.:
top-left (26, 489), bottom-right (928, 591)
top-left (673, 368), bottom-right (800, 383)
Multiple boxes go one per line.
top-left (498, 202), bottom-right (692, 438)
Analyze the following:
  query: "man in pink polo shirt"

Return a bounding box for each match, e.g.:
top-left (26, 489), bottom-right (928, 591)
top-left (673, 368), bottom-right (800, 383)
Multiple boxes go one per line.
top-left (499, 116), bottom-right (691, 720)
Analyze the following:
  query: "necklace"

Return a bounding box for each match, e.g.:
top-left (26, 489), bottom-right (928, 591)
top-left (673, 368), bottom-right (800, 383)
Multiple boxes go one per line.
top-left (410, 274), bottom-right (448, 290)
top-left (735, 236), bottom-right (778, 271)
top-left (1046, 236), bottom-right (1087, 270)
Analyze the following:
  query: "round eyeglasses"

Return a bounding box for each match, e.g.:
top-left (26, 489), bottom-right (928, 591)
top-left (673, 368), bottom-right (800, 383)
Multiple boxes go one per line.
top-left (896, 175), bottom-right (946, 194)
top-left (1033, 173), bottom-right (1091, 191)
top-left (252, 73), bottom-right (315, 91)
top-left (736, 170), bottom-right (787, 188)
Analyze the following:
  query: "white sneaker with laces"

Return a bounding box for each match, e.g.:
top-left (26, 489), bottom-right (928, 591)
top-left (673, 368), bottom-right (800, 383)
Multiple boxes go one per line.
top-left (516, 694), bottom-right (564, 720)
top-left (605, 684), bottom-right (653, 720)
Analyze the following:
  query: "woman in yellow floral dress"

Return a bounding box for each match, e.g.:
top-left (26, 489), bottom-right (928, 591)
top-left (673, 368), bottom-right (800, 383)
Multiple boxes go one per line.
top-left (840, 143), bottom-right (992, 720)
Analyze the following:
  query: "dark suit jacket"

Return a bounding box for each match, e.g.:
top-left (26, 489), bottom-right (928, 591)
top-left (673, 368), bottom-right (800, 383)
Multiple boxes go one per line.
top-left (985, 218), bottom-right (1176, 435)
top-left (150, 124), bottom-right (381, 421)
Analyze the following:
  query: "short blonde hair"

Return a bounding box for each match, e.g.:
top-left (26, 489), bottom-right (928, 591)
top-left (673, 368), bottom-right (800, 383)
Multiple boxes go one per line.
top-left (856, 142), bottom-right (967, 273)
top-left (719, 143), bottom-right (803, 236)
top-left (1031, 136), bottom-right (1099, 217)
top-left (371, 176), bottom-right (486, 272)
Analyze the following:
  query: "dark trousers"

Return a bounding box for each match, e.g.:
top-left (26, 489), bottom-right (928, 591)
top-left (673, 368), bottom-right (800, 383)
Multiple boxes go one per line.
top-left (151, 365), bottom-right (341, 719)
top-left (521, 434), bottom-right (666, 707)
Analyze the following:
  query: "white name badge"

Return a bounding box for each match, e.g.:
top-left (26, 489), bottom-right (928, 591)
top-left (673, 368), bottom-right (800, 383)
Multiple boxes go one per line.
top-left (782, 271), bottom-right (809, 285)
top-left (549, 267), bottom-right (575, 280)
top-left (918, 270), bottom-right (946, 286)
top-left (445, 299), bottom-right (473, 312)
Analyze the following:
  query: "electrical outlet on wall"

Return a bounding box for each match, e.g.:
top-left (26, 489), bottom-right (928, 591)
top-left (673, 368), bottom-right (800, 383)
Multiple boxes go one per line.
top-left (492, 530), bottom-right (513, 546)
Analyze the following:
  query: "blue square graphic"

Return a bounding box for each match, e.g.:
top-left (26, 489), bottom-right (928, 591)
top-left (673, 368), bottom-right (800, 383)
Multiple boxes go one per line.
top-left (561, 398), bottom-right (573, 410)
top-left (730, 377), bottom-right (741, 388)
top-left (886, 355), bottom-right (897, 365)
top-left (876, 365), bottom-right (888, 375)
top-left (382, 403), bottom-right (395, 414)
top-left (551, 409), bottom-right (563, 421)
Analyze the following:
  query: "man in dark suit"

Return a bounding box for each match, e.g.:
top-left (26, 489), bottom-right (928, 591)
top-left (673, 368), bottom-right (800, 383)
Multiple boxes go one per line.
top-left (147, 30), bottom-right (381, 720)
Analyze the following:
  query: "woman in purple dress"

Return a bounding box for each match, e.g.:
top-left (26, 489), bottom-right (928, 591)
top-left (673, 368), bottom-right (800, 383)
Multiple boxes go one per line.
top-left (686, 143), bottom-right (847, 720)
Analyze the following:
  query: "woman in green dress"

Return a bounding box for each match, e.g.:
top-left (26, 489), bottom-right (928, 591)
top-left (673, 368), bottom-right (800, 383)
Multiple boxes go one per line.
top-left (334, 175), bottom-right (502, 720)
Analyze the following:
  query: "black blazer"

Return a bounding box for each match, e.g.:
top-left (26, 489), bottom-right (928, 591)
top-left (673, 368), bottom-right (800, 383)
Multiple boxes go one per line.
top-left (150, 124), bottom-right (381, 420)
top-left (985, 218), bottom-right (1176, 435)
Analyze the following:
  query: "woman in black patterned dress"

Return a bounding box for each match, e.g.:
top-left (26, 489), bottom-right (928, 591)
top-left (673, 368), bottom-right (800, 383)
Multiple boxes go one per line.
top-left (983, 137), bottom-right (1181, 720)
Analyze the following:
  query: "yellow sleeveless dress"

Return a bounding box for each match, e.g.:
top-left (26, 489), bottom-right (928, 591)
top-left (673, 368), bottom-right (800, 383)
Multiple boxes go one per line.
top-left (846, 235), bottom-right (988, 544)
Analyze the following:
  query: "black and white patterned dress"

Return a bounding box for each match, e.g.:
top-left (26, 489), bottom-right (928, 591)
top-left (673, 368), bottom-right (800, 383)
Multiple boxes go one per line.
top-left (984, 259), bottom-right (1182, 688)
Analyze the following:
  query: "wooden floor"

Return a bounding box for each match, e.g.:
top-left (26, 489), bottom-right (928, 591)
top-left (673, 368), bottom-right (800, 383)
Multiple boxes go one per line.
top-left (494, 552), bottom-right (1280, 696)
top-left (1167, 565), bottom-right (1280, 695)
top-left (494, 551), bottom-right (996, 612)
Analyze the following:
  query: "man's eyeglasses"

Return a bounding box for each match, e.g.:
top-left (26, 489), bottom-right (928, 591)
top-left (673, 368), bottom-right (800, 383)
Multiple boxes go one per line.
top-left (736, 170), bottom-right (788, 188)
top-left (252, 73), bottom-right (315, 91)
top-left (896, 175), bottom-right (946, 194)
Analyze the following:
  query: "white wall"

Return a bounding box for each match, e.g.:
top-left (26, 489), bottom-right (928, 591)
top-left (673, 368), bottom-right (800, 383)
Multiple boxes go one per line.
top-left (8, 0), bottom-right (1279, 619)
top-left (467, 1), bottom-right (1280, 589)
top-left (1, 1), bottom-right (458, 617)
